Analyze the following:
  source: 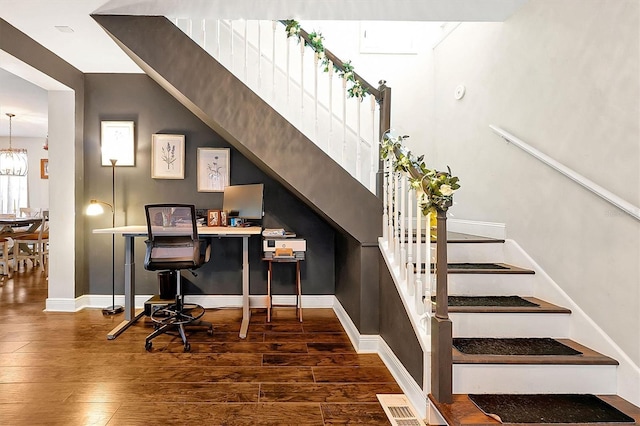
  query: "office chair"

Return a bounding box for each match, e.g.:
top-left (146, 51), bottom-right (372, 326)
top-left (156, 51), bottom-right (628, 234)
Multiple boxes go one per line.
top-left (143, 204), bottom-right (213, 352)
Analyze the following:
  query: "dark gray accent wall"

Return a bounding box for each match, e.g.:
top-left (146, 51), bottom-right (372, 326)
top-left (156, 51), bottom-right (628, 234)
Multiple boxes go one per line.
top-left (92, 14), bottom-right (382, 336)
top-left (0, 18), bottom-right (86, 297)
top-left (379, 250), bottom-right (424, 387)
top-left (84, 73), bottom-right (334, 296)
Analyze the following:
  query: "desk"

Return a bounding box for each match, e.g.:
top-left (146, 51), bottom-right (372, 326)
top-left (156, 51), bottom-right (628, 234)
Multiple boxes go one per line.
top-left (93, 225), bottom-right (262, 340)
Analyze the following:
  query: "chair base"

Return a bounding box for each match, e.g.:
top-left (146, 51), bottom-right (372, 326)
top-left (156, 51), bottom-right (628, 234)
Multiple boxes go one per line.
top-left (145, 301), bottom-right (213, 352)
top-left (102, 305), bottom-right (124, 315)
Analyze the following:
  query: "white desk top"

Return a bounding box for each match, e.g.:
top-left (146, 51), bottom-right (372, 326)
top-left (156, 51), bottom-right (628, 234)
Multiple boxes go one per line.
top-left (93, 225), bottom-right (262, 236)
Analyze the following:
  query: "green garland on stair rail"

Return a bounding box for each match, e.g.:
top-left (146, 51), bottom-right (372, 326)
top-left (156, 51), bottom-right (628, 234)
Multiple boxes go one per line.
top-left (282, 20), bottom-right (367, 100)
top-left (381, 131), bottom-right (461, 215)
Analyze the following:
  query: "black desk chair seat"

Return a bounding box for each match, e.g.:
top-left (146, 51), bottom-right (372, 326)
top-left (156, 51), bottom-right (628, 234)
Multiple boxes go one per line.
top-left (143, 204), bottom-right (212, 352)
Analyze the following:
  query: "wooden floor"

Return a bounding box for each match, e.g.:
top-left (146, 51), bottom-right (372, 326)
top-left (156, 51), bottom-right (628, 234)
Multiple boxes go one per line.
top-left (0, 268), bottom-right (401, 425)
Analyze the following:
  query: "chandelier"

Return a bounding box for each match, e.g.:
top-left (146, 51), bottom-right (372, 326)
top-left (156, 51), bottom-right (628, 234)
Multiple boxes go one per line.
top-left (0, 113), bottom-right (28, 176)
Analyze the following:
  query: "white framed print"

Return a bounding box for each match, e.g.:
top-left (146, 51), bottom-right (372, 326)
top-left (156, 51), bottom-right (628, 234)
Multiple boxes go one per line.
top-left (101, 120), bottom-right (135, 166)
top-left (197, 148), bottom-right (230, 192)
top-left (151, 134), bottom-right (185, 179)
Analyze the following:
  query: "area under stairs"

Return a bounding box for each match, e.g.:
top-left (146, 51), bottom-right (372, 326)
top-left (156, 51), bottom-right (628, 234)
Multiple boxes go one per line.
top-left (427, 232), bottom-right (640, 425)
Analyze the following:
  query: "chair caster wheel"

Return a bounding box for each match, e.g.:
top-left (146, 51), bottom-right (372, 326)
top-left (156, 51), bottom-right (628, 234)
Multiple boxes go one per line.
top-left (207, 328), bottom-right (214, 336)
top-left (145, 341), bottom-right (152, 351)
top-left (184, 343), bottom-right (191, 352)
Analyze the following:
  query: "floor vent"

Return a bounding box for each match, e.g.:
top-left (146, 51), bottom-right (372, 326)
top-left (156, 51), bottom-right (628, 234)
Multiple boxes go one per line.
top-left (377, 394), bottom-right (426, 426)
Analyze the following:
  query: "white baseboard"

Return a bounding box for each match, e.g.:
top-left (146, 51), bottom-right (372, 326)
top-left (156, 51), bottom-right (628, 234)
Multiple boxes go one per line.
top-left (46, 294), bottom-right (337, 312)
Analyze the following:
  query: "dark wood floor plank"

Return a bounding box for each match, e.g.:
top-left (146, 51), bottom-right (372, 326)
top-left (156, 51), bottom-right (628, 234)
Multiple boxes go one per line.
top-left (312, 367), bottom-right (398, 383)
top-left (0, 402), bottom-right (120, 426)
top-left (0, 268), bottom-right (400, 425)
top-left (260, 383), bottom-right (402, 403)
top-left (66, 382), bottom-right (260, 403)
top-left (320, 403), bottom-right (390, 424)
top-left (109, 402), bottom-right (325, 425)
top-left (263, 353), bottom-right (385, 367)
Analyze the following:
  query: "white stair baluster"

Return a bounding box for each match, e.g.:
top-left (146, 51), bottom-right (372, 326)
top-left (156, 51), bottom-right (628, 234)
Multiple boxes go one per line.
top-left (356, 96), bottom-right (362, 181)
top-left (342, 78), bottom-right (347, 169)
top-left (327, 60), bottom-right (334, 154)
top-left (300, 41), bottom-right (305, 129)
top-left (400, 174), bottom-right (407, 284)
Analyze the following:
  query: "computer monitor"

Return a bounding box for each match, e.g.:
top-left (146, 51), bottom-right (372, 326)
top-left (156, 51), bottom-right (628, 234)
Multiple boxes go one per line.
top-left (223, 183), bottom-right (264, 220)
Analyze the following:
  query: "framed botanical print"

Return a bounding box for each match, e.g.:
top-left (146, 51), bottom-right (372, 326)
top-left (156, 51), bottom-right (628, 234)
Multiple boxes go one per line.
top-left (197, 148), bottom-right (230, 192)
top-left (151, 134), bottom-right (185, 179)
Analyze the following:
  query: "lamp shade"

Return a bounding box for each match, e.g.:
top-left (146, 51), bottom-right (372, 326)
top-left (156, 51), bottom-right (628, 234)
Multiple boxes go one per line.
top-left (86, 200), bottom-right (105, 216)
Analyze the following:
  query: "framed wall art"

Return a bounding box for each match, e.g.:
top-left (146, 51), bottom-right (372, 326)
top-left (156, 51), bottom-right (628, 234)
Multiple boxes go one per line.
top-left (151, 134), bottom-right (185, 179)
top-left (197, 148), bottom-right (229, 192)
top-left (40, 159), bottom-right (49, 179)
top-left (101, 120), bottom-right (135, 166)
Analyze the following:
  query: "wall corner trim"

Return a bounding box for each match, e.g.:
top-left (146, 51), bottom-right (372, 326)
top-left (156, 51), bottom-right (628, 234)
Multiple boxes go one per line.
top-left (332, 298), bottom-right (427, 418)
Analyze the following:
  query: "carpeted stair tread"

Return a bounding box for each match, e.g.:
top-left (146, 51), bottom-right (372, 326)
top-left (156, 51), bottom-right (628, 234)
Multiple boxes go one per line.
top-left (452, 338), bottom-right (619, 365)
top-left (441, 296), bottom-right (571, 314)
top-left (469, 394), bottom-right (636, 424)
top-left (429, 393), bottom-right (640, 426)
top-left (420, 262), bottom-right (535, 274)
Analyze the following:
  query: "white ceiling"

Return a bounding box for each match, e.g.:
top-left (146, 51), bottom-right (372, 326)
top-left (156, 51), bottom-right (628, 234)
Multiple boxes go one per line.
top-left (0, 0), bottom-right (528, 137)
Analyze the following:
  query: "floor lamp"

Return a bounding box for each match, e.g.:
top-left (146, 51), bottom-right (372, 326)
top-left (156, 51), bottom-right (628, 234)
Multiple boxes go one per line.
top-left (87, 158), bottom-right (123, 315)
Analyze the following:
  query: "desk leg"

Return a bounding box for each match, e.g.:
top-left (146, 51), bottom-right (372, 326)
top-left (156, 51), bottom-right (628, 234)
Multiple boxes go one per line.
top-left (107, 235), bottom-right (144, 340)
top-left (239, 235), bottom-right (250, 339)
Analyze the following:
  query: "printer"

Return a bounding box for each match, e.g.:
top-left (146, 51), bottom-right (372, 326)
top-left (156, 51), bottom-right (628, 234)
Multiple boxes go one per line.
top-left (263, 238), bottom-right (306, 260)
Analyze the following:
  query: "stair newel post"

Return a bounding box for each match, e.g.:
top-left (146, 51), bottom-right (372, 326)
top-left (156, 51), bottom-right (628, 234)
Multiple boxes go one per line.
top-left (431, 206), bottom-right (453, 403)
top-left (377, 81), bottom-right (391, 199)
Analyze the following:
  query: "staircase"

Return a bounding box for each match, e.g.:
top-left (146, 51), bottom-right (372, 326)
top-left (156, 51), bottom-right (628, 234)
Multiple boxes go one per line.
top-left (426, 232), bottom-right (640, 425)
top-left (91, 13), bottom-right (640, 424)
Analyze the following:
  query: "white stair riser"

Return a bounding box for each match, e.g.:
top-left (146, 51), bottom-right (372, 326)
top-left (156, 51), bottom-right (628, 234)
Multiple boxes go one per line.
top-left (445, 243), bottom-right (506, 263)
top-left (451, 312), bottom-right (570, 338)
top-left (448, 274), bottom-right (535, 296)
top-left (453, 364), bottom-right (617, 394)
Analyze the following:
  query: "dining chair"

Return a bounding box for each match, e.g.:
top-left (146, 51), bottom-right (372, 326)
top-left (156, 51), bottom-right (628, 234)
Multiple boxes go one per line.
top-left (13, 211), bottom-right (49, 273)
top-left (0, 237), bottom-right (12, 277)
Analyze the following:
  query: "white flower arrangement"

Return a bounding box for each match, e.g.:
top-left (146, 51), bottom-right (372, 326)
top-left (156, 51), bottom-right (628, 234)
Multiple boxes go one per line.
top-left (381, 131), bottom-right (461, 215)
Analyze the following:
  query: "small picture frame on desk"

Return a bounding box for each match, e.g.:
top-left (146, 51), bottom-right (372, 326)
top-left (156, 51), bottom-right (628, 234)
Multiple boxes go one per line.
top-left (207, 210), bottom-right (221, 227)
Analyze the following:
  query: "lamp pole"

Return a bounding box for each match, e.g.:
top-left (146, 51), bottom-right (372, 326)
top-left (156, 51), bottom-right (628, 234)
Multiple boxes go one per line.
top-left (103, 158), bottom-right (123, 315)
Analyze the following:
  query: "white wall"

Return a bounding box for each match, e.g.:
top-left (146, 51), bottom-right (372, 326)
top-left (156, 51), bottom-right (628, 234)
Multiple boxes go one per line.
top-left (428, 0), bottom-right (640, 366)
top-left (0, 136), bottom-right (49, 210)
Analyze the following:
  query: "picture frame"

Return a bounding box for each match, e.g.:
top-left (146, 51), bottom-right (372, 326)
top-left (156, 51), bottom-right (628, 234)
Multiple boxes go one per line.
top-left (207, 209), bottom-right (221, 227)
top-left (151, 134), bottom-right (185, 179)
top-left (197, 148), bottom-right (230, 192)
top-left (40, 159), bottom-right (49, 179)
top-left (101, 121), bottom-right (135, 166)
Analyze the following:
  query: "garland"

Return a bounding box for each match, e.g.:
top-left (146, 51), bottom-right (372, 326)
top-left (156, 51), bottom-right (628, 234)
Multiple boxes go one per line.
top-left (381, 131), bottom-right (460, 215)
top-left (282, 20), bottom-right (367, 100)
